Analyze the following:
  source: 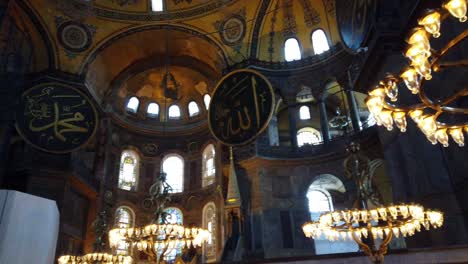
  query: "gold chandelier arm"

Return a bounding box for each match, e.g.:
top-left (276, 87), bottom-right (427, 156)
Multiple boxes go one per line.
top-left (419, 84), bottom-right (468, 114)
top-left (431, 29), bottom-right (468, 66)
top-left (351, 229), bottom-right (373, 257)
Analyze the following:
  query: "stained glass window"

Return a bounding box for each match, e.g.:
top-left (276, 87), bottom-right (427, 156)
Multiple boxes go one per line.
top-left (297, 127), bottom-right (322, 147)
top-left (159, 208), bottom-right (183, 262)
top-left (312, 29), bottom-right (330, 55)
top-left (126, 97), bottom-right (139, 113)
top-left (118, 150), bottom-right (139, 191)
top-left (202, 144), bottom-right (216, 187)
top-left (115, 207), bottom-right (134, 255)
top-left (203, 203), bottom-right (217, 262)
top-left (188, 101), bottom-right (200, 117)
top-left (284, 38), bottom-right (301, 61)
top-left (299, 105), bottom-right (311, 120)
top-left (162, 155), bottom-right (184, 193)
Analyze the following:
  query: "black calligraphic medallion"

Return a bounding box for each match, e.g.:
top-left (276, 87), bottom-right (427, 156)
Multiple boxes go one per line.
top-left (15, 83), bottom-right (98, 153)
top-left (208, 69), bottom-right (275, 146)
top-left (336, 0), bottom-right (376, 51)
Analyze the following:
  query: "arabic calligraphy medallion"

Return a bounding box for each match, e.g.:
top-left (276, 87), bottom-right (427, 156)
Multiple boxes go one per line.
top-left (208, 69), bottom-right (275, 146)
top-left (16, 83), bottom-right (98, 153)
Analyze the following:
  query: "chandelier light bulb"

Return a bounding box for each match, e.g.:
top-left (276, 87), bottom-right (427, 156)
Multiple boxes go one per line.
top-left (418, 11), bottom-right (442, 38)
top-left (449, 128), bottom-right (465, 146)
top-left (419, 115), bottom-right (437, 136)
top-left (411, 55), bottom-right (432, 80)
top-left (444, 0), bottom-right (467, 22)
top-left (405, 43), bottom-right (431, 62)
top-left (435, 128), bottom-right (449, 147)
top-left (383, 78), bottom-right (399, 102)
top-left (426, 132), bottom-right (438, 145)
top-left (401, 68), bottom-right (422, 94)
top-left (379, 110), bottom-right (394, 131)
top-left (407, 27), bottom-right (431, 46)
top-left (393, 111), bottom-right (407, 132)
top-left (409, 109), bottom-right (425, 124)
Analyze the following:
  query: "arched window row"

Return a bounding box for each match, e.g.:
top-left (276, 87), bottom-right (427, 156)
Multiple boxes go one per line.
top-left (124, 96), bottom-right (210, 119)
top-left (284, 30), bottom-right (330, 61)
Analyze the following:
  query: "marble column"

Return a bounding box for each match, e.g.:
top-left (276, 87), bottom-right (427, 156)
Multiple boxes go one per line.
top-left (287, 105), bottom-right (298, 149)
top-left (268, 114), bottom-right (279, 146)
top-left (318, 100), bottom-right (331, 143)
top-left (345, 88), bottom-right (361, 132)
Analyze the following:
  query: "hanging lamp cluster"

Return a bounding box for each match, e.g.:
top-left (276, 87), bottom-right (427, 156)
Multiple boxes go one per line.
top-left (366, 0), bottom-right (467, 146)
top-left (302, 204), bottom-right (443, 242)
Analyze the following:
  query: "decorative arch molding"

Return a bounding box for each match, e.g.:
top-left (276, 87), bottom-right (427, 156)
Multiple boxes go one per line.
top-left (79, 24), bottom-right (229, 76)
top-left (249, 0), bottom-right (273, 58)
top-left (13, 0), bottom-right (58, 70)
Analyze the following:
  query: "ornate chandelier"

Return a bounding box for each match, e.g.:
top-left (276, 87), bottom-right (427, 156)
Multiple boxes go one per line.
top-left (365, 0), bottom-right (467, 146)
top-left (58, 211), bottom-right (133, 264)
top-left (58, 253), bottom-right (132, 264)
top-left (302, 204), bottom-right (443, 263)
top-left (302, 142), bottom-right (444, 263)
top-left (108, 173), bottom-right (210, 264)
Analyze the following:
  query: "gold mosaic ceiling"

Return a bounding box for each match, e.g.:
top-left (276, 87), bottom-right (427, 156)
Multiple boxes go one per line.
top-left (12, 0), bottom-right (340, 104)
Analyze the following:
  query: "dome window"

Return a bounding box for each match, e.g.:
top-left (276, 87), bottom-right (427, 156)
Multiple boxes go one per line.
top-left (284, 38), bottom-right (301, 62)
top-left (147, 102), bottom-right (159, 118)
top-left (297, 127), bottom-right (322, 147)
top-left (126, 97), bottom-right (139, 113)
top-left (168, 105), bottom-right (181, 119)
top-left (312, 30), bottom-right (330, 55)
top-left (203, 94), bottom-right (211, 110)
top-left (188, 101), bottom-right (200, 117)
top-left (151, 0), bottom-right (164, 12)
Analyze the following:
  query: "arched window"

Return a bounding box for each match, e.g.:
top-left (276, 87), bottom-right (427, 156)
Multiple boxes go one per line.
top-left (297, 127), bottom-right (322, 147)
top-left (161, 207), bottom-right (183, 224)
top-left (126, 97), bottom-right (139, 113)
top-left (203, 202), bottom-right (217, 262)
top-left (307, 175), bottom-right (357, 254)
top-left (168, 105), bottom-right (181, 119)
top-left (307, 189), bottom-right (332, 221)
top-left (147, 102), bottom-right (159, 118)
top-left (284, 38), bottom-right (301, 62)
top-left (202, 144), bottom-right (216, 187)
top-left (188, 101), bottom-right (200, 117)
top-left (151, 0), bottom-right (164, 11)
top-left (118, 150), bottom-right (139, 191)
top-left (312, 29), bottom-right (330, 55)
top-left (114, 206), bottom-right (135, 255)
top-left (299, 105), bottom-right (311, 120)
top-left (159, 208), bottom-right (183, 261)
top-left (203, 94), bottom-right (211, 110)
top-left (162, 155), bottom-right (184, 193)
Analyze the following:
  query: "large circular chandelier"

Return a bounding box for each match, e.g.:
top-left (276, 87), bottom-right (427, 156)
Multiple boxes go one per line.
top-left (302, 142), bottom-right (445, 264)
top-left (58, 253), bottom-right (132, 264)
top-left (302, 204), bottom-right (443, 263)
top-left (109, 224), bottom-right (210, 261)
top-left (365, 0), bottom-right (467, 147)
top-left (108, 173), bottom-right (210, 263)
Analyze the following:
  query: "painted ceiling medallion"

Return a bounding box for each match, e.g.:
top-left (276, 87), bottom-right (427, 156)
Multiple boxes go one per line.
top-left (57, 21), bottom-right (94, 53)
top-left (220, 15), bottom-right (246, 46)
